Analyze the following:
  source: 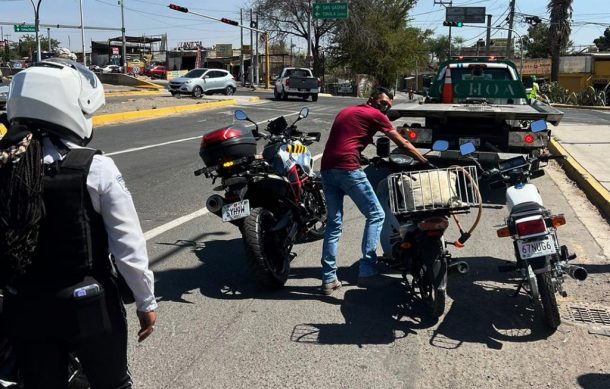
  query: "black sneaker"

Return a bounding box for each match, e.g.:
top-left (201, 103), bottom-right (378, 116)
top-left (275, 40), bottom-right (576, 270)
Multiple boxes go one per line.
top-left (321, 279), bottom-right (342, 295)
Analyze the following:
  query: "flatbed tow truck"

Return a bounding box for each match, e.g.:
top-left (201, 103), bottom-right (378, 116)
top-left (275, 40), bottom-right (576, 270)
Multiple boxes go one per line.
top-left (388, 57), bottom-right (564, 162)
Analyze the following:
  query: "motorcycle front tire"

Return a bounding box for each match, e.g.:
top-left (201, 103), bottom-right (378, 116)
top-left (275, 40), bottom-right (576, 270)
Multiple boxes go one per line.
top-left (243, 207), bottom-right (290, 289)
top-left (536, 273), bottom-right (561, 330)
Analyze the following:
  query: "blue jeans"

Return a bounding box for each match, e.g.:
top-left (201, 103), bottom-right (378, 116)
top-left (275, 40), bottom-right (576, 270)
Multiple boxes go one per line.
top-left (320, 169), bottom-right (385, 284)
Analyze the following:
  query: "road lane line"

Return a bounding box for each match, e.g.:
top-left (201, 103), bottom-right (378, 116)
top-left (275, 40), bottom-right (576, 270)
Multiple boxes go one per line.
top-left (105, 112), bottom-right (301, 156)
top-left (143, 152), bottom-right (323, 240)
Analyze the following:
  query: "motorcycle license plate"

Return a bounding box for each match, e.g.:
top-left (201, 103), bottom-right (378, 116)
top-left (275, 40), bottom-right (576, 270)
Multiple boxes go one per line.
top-left (459, 137), bottom-right (480, 147)
top-left (517, 236), bottom-right (556, 260)
top-left (222, 200), bottom-right (250, 222)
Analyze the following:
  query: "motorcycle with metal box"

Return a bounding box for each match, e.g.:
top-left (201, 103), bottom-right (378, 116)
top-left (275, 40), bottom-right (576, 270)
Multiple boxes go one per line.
top-left (195, 108), bottom-right (327, 289)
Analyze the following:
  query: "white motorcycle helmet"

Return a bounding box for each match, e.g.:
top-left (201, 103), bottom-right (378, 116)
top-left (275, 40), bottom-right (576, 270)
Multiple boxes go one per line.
top-left (7, 58), bottom-right (105, 145)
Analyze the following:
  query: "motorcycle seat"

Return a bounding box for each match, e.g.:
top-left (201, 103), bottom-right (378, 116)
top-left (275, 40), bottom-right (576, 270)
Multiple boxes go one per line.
top-left (510, 201), bottom-right (545, 216)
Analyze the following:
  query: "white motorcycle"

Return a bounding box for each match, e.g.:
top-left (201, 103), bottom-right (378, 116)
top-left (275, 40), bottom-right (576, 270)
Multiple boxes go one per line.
top-left (460, 120), bottom-right (587, 330)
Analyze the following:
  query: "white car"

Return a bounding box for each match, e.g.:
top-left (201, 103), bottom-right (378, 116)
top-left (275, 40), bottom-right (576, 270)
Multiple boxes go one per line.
top-left (168, 68), bottom-right (237, 97)
top-left (101, 65), bottom-right (122, 74)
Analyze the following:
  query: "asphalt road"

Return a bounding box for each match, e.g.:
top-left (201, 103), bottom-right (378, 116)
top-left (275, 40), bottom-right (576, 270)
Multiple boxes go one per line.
top-left (88, 96), bottom-right (610, 388)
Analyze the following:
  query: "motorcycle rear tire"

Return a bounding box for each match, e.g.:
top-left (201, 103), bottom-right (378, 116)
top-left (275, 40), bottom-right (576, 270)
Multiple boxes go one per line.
top-left (417, 242), bottom-right (447, 318)
top-left (243, 207), bottom-right (290, 289)
top-left (536, 273), bottom-right (561, 330)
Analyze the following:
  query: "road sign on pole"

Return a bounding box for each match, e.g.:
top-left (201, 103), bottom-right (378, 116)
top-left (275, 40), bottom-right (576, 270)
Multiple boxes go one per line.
top-left (14, 25), bottom-right (37, 33)
top-left (312, 3), bottom-right (348, 20)
top-left (446, 7), bottom-right (486, 24)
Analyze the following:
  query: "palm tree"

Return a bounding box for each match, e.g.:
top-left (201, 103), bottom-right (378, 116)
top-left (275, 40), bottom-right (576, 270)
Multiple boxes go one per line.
top-left (548, 0), bottom-right (573, 81)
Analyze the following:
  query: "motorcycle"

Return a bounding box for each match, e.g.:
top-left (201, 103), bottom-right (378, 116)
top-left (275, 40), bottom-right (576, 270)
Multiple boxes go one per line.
top-left (195, 107), bottom-right (327, 289)
top-left (0, 290), bottom-right (89, 388)
top-left (373, 139), bottom-right (482, 317)
top-left (460, 119), bottom-right (587, 330)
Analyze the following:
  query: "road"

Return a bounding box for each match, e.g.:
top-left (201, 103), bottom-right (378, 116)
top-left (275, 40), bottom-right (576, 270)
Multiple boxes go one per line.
top-left (89, 95), bottom-right (610, 388)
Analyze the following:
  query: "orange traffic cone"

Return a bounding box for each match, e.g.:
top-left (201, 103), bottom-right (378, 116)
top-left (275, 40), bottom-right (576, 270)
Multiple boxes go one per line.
top-left (441, 67), bottom-right (453, 104)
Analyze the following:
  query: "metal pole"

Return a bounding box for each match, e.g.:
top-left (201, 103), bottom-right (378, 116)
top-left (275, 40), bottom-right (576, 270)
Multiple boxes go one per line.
top-left (47, 27), bottom-right (50, 51)
top-left (120, 0), bottom-right (127, 73)
top-left (506, 0), bottom-right (516, 58)
top-left (31, 0), bottom-right (42, 62)
top-left (415, 58), bottom-right (419, 91)
top-left (265, 32), bottom-right (270, 89)
top-left (240, 9), bottom-right (244, 86)
top-left (485, 14), bottom-right (491, 55)
top-left (255, 12), bottom-right (259, 87)
top-left (307, 0), bottom-right (311, 67)
top-left (79, 0), bottom-right (85, 65)
top-left (448, 25), bottom-right (452, 58)
top-left (249, 9), bottom-right (254, 88)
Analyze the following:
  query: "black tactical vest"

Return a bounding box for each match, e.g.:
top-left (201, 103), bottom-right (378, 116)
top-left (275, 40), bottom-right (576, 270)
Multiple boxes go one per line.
top-left (26, 148), bottom-right (110, 287)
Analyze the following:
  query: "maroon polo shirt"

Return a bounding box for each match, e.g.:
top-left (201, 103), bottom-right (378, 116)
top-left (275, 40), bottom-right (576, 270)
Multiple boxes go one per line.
top-left (321, 104), bottom-right (394, 171)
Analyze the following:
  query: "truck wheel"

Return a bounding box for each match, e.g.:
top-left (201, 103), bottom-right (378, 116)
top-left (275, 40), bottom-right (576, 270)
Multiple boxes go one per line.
top-left (274, 89), bottom-right (280, 100)
top-left (281, 91), bottom-right (288, 100)
top-left (302, 94), bottom-right (309, 101)
top-left (312, 93), bottom-right (318, 102)
top-left (170, 91), bottom-right (177, 97)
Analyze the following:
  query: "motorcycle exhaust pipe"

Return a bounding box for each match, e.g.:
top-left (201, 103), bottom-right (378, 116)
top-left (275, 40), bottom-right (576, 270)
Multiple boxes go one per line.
top-left (567, 265), bottom-right (588, 281)
top-left (206, 195), bottom-right (225, 214)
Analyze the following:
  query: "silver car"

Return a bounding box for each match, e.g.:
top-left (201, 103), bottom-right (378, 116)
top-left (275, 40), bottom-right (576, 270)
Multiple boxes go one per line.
top-left (0, 83), bottom-right (9, 111)
top-left (168, 68), bottom-right (236, 98)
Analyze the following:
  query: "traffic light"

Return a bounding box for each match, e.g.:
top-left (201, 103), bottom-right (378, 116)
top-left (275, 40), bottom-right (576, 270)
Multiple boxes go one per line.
top-left (221, 18), bottom-right (239, 26)
top-left (443, 21), bottom-right (463, 27)
top-left (168, 4), bottom-right (188, 13)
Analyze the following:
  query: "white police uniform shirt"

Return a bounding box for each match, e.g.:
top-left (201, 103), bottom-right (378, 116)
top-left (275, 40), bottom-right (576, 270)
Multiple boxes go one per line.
top-left (43, 137), bottom-right (158, 313)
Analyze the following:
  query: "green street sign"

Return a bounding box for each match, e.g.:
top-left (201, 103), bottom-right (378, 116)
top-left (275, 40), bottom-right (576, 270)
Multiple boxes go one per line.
top-left (14, 24), bottom-right (36, 33)
top-left (313, 3), bottom-right (348, 20)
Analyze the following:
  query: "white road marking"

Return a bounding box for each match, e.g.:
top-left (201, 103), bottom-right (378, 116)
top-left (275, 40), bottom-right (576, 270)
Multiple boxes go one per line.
top-left (143, 152), bottom-right (324, 240)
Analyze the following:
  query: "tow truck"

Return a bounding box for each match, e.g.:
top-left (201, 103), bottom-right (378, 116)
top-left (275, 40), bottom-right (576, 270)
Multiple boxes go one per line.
top-left (388, 57), bottom-right (564, 161)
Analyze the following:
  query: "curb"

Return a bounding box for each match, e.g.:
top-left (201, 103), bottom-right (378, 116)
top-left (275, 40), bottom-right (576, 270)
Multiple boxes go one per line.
top-left (105, 90), bottom-right (165, 98)
top-left (551, 103), bottom-right (610, 111)
top-left (548, 137), bottom-right (610, 219)
top-left (93, 99), bottom-right (238, 127)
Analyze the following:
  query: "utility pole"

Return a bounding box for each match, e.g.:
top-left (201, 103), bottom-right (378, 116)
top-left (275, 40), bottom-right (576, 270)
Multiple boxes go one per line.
top-left (120, 0), bottom-right (127, 73)
top-left (240, 9), bottom-right (244, 86)
top-left (79, 0), bottom-right (86, 65)
top-left (485, 14), bottom-right (492, 55)
top-left (29, 0), bottom-right (42, 62)
top-left (506, 0), bottom-right (516, 58)
top-left (307, 0), bottom-right (312, 68)
top-left (434, 0), bottom-right (453, 59)
top-left (47, 27), bottom-right (50, 51)
top-left (250, 9), bottom-right (254, 88)
top-left (255, 12), bottom-right (259, 87)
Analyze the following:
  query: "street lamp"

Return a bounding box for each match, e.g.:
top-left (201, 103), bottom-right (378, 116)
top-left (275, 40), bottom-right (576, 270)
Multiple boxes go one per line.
top-left (29, 0), bottom-right (42, 62)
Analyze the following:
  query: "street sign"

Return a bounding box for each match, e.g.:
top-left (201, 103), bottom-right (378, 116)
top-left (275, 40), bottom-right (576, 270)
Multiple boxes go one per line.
top-left (14, 24), bottom-right (36, 33)
top-left (446, 7), bottom-right (486, 24)
top-left (313, 3), bottom-right (348, 20)
top-left (112, 47), bottom-right (120, 55)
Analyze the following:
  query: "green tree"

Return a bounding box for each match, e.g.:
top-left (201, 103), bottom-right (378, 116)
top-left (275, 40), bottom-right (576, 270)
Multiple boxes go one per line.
top-left (330, 0), bottom-right (429, 86)
top-left (548, 0), bottom-right (573, 81)
top-left (425, 35), bottom-right (464, 63)
top-left (522, 22), bottom-right (572, 58)
top-left (252, 0), bottom-right (339, 76)
top-left (9, 34), bottom-right (61, 59)
top-left (593, 27), bottom-right (610, 51)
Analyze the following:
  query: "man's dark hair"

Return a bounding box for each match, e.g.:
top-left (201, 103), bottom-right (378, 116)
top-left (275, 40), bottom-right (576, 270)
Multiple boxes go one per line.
top-left (370, 86), bottom-right (394, 100)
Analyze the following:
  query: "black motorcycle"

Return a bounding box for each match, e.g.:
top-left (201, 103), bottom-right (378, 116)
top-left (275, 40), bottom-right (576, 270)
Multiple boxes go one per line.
top-left (195, 108), bottom-right (327, 289)
top-left (372, 139), bottom-right (482, 317)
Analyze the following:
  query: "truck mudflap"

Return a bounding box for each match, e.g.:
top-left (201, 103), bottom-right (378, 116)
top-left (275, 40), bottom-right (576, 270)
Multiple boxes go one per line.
top-left (388, 102), bottom-right (564, 126)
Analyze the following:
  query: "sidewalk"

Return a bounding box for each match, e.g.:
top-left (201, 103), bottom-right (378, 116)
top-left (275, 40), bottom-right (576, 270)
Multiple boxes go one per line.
top-left (549, 121), bottom-right (610, 219)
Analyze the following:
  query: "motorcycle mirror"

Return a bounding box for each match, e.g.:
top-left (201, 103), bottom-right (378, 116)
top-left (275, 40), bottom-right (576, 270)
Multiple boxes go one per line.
top-left (377, 137), bottom-right (390, 158)
top-left (530, 119), bottom-right (548, 133)
top-left (234, 110), bottom-right (248, 121)
top-left (299, 107), bottom-right (309, 119)
top-left (459, 142), bottom-right (476, 156)
top-left (432, 140), bottom-right (449, 152)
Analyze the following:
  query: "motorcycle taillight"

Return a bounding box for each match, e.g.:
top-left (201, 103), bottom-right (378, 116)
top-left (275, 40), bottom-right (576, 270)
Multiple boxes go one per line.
top-left (417, 217), bottom-right (449, 232)
top-left (515, 215), bottom-right (546, 238)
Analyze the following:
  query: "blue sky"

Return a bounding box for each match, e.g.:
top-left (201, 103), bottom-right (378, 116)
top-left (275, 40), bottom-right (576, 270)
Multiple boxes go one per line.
top-left (0, 0), bottom-right (607, 53)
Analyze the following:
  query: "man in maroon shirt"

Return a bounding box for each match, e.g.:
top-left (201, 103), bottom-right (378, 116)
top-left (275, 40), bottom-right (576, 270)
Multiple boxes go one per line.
top-left (319, 87), bottom-right (430, 295)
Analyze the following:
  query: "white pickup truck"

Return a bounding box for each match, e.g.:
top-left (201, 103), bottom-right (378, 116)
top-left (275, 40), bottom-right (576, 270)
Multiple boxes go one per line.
top-left (274, 67), bottom-right (320, 102)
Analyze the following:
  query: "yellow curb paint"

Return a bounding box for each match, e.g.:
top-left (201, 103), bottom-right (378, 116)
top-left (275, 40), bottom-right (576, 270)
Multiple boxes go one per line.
top-left (0, 123), bottom-right (6, 136)
top-left (105, 91), bottom-right (164, 98)
top-left (248, 96), bottom-right (260, 103)
top-left (93, 99), bottom-right (237, 127)
top-left (549, 138), bottom-right (610, 219)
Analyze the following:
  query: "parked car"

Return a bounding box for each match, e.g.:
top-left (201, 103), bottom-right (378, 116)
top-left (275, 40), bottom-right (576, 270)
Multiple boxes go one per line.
top-left (0, 83), bottom-right (9, 111)
top-left (101, 64), bottom-right (122, 74)
top-left (145, 65), bottom-right (167, 79)
top-left (89, 64), bottom-right (102, 72)
top-left (168, 68), bottom-right (236, 97)
top-left (274, 67), bottom-right (320, 102)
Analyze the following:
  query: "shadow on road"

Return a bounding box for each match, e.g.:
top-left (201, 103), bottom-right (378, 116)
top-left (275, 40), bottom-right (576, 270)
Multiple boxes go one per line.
top-left (431, 256), bottom-right (555, 350)
top-left (577, 373), bottom-right (610, 389)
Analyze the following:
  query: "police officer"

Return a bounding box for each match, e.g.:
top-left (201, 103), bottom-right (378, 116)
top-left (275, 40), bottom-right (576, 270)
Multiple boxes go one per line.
top-left (1, 58), bottom-right (157, 388)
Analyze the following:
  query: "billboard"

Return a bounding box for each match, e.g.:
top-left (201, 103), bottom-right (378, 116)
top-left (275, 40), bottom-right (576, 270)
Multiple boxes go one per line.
top-left (216, 44), bottom-right (233, 58)
top-left (446, 7), bottom-right (486, 23)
